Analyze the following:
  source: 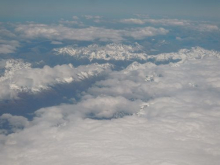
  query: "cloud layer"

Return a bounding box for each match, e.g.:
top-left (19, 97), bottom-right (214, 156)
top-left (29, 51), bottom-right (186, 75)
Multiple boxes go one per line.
top-left (0, 48), bottom-right (220, 165)
top-left (15, 24), bottom-right (168, 42)
top-left (120, 18), bottom-right (220, 32)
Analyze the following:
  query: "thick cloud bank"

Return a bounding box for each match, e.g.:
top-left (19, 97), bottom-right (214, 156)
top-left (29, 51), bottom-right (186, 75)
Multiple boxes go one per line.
top-left (0, 48), bottom-right (220, 165)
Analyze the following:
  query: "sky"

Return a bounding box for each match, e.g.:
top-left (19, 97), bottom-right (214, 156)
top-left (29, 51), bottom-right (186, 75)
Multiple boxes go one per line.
top-left (1, 0), bottom-right (220, 21)
top-left (0, 1), bottom-right (220, 165)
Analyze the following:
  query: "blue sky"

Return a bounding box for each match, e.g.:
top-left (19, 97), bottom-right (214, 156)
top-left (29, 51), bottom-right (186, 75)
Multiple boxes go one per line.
top-left (1, 0), bottom-right (220, 21)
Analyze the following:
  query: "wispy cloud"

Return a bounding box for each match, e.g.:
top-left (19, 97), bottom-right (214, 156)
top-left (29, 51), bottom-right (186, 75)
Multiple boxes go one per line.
top-left (120, 18), bottom-right (191, 26)
top-left (120, 18), bottom-right (146, 24)
top-left (0, 40), bottom-right (19, 54)
top-left (120, 18), bottom-right (220, 32)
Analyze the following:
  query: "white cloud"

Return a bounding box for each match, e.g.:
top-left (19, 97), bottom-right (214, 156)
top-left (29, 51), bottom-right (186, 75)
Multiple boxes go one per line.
top-left (0, 28), bottom-right (16, 38)
top-left (88, 47), bottom-right (220, 100)
top-left (0, 113), bottom-right (29, 131)
top-left (120, 18), bottom-right (191, 26)
top-left (58, 19), bottom-right (80, 25)
top-left (120, 18), bottom-right (220, 32)
top-left (195, 24), bottom-right (219, 32)
top-left (123, 27), bottom-right (168, 39)
top-left (0, 40), bottom-right (19, 54)
top-left (0, 59), bottom-right (112, 100)
top-left (144, 18), bottom-right (191, 26)
top-left (51, 41), bottom-right (63, 45)
top-left (15, 23), bottom-right (168, 42)
top-left (120, 18), bottom-right (146, 24)
top-left (0, 25), bottom-right (19, 54)
top-left (83, 15), bottom-right (102, 19)
top-left (0, 48), bottom-right (220, 164)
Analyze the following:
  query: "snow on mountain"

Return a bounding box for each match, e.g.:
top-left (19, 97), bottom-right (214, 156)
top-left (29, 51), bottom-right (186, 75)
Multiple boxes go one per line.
top-left (88, 47), bottom-right (220, 104)
top-left (54, 44), bottom-right (220, 65)
top-left (0, 59), bottom-right (31, 81)
top-left (148, 47), bottom-right (220, 64)
top-left (1, 48), bottom-right (220, 165)
top-left (0, 59), bottom-right (112, 100)
top-left (53, 43), bottom-right (147, 61)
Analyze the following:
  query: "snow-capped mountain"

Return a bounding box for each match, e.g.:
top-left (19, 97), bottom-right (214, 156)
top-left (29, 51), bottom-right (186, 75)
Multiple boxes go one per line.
top-left (0, 59), bottom-right (31, 81)
top-left (54, 44), bottom-right (220, 65)
top-left (148, 47), bottom-right (220, 64)
top-left (53, 43), bottom-right (147, 61)
top-left (0, 59), bottom-right (112, 100)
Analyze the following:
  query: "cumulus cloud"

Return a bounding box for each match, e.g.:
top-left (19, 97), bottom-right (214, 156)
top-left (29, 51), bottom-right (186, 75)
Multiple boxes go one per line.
top-left (0, 48), bottom-right (220, 165)
top-left (15, 23), bottom-right (168, 42)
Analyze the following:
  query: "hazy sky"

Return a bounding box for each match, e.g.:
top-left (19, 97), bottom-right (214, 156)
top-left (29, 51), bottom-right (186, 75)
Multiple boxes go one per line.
top-left (1, 0), bottom-right (220, 21)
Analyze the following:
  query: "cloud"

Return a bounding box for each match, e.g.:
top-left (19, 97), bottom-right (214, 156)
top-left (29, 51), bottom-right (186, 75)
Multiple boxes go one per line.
top-left (83, 15), bottom-right (102, 20)
top-left (0, 25), bottom-right (19, 54)
top-left (120, 18), bottom-right (191, 26)
top-left (0, 47), bottom-right (220, 164)
top-left (72, 16), bottom-right (79, 20)
top-left (0, 113), bottom-right (29, 132)
top-left (34, 95), bottom-right (141, 120)
top-left (0, 27), bottom-right (16, 38)
top-left (0, 59), bottom-right (112, 100)
top-left (120, 18), bottom-right (219, 32)
top-left (195, 24), bottom-right (219, 32)
top-left (58, 19), bottom-right (80, 25)
top-left (0, 40), bottom-right (19, 54)
top-left (120, 18), bottom-right (146, 24)
top-left (144, 18), bottom-right (191, 26)
top-left (88, 47), bottom-right (220, 100)
top-left (123, 27), bottom-right (168, 39)
top-left (15, 23), bottom-right (168, 42)
top-left (50, 41), bottom-right (63, 45)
